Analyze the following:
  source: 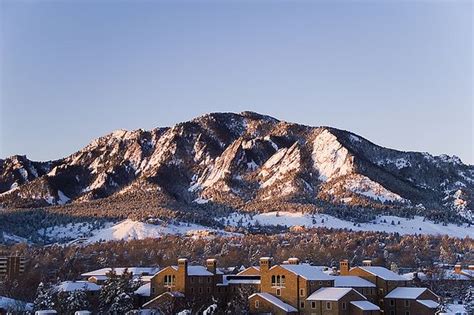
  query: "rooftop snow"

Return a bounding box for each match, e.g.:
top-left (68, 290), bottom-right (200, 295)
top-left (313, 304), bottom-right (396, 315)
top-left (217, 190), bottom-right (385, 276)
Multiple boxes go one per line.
top-left (169, 265), bottom-right (223, 276)
top-left (249, 293), bottom-right (298, 312)
top-left (280, 264), bottom-right (334, 280)
top-left (417, 300), bottom-right (439, 308)
top-left (55, 281), bottom-right (101, 292)
top-left (357, 266), bottom-right (407, 281)
top-left (334, 276), bottom-right (375, 288)
top-left (135, 283), bottom-right (151, 296)
top-left (307, 287), bottom-right (361, 301)
top-left (81, 267), bottom-right (160, 277)
top-left (385, 287), bottom-right (429, 299)
top-left (350, 300), bottom-right (380, 311)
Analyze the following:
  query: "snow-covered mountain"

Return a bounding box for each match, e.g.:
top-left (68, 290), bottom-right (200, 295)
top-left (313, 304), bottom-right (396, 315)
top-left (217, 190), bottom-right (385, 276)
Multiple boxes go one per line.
top-left (1, 111), bottom-right (473, 223)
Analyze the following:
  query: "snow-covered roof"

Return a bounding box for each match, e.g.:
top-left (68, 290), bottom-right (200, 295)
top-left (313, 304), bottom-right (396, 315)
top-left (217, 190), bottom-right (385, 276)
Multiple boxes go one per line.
top-left (350, 300), bottom-right (380, 311)
top-left (334, 276), bottom-right (375, 288)
top-left (143, 291), bottom-right (185, 308)
top-left (236, 266), bottom-right (260, 275)
top-left (417, 300), bottom-right (439, 308)
top-left (135, 283), bottom-right (151, 297)
top-left (385, 287), bottom-right (429, 299)
top-left (81, 267), bottom-right (160, 277)
top-left (249, 293), bottom-right (298, 312)
top-left (356, 266), bottom-right (407, 281)
top-left (307, 288), bottom-right (363, 301)
top-left (444, 270), bottom-right (471, 280)
top-left (219, 275), bottom-right (261, 286)
top-left (401, 271), bottom-right (428, 281)
top-left (169, 265), bottom-right (223, 276)
top-left (0, 296), bottom-right (33, 311)
top-left (55, 281), bottom-right (101, 292)
top-left (280, 264), bottom-right (334, 280)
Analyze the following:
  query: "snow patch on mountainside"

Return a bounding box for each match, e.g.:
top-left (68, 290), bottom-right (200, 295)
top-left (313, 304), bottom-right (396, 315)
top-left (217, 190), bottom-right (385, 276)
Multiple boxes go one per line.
top-left (336, 175), bottom-right (407, 203)
top-left (259, 143), bottom-right (300, 189)
top-left (86, 219), bottom-right (237, 243)
top-left (312, 130), bottom-right (354, 181)
top-left (223, 211), bottom-right (473, 238)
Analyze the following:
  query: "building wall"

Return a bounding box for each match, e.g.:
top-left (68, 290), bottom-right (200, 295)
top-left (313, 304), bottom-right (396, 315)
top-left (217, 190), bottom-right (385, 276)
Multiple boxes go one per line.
top-left (348, 267), bottom-right (407, 308)
top-left (261, 265), bottom-right (302, 309)
top-left (0, 256), bottom-right (25, 279)
top-left (383, 290), bottom-right (438, 315)
top-left (302, 290), bottom-right (366, 315)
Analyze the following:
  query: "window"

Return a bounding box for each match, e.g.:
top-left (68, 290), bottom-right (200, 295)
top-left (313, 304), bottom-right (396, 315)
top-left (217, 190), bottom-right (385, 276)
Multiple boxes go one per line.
top-left (207, 287), bottom-right (210, 293)
top-left (300, 288), bottom-right (305, 297)
top-left (190, 277), bottom-right (194, 283)
top-left (311, 301), bottom-right (316, 309)
top-left (326, 302), bottom-right (332, 310)
top-left (199, 287), bottom-right (203, 293)
top-left (404, 300), bottom-right (410, 307)
top-left (152, 287), bottom-right (155, 294)
top-left (390, 311), bottom-right (395, 315)
top-left (300, 301), bottom-right (305, 309)
top-left (191, 288), bottom-right (194, 294)
top-left (342, 302), bottom-right (346, 310)
top-left (390, 299), bottom-right (395, 306)
top-left (255, 300), bottom-right (260, 309)
top-left (272, 274), bottom-right (285, 287)
top-left (276, 288), bottom-right (281, 296)
top-left (319, 281), bottom-right (323, 285)
top-left (164, 275), bottom-right (173, 285)
top-left (208, 277), bottom-right (211, 283)
top-left (199, 277), bottom-right (203, 283)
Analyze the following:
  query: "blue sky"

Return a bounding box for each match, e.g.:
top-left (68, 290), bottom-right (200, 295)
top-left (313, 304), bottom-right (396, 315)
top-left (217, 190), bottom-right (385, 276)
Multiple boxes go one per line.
top-left (1, 0), bottom-right (472, 163)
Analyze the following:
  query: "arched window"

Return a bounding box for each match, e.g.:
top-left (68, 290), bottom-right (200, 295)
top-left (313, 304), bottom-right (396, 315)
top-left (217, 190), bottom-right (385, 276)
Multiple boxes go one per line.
top-left (272, 275), bottom-right (276, 286)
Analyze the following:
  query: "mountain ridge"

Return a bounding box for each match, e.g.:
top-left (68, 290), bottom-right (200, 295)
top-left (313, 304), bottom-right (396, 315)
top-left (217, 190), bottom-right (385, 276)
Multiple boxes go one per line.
top-left (1, 111), bottom-right (472, 224)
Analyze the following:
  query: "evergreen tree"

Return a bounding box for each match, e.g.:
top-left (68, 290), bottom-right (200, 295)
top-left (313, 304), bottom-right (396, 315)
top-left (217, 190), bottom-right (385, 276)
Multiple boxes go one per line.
top-left (33, 282), bottom-right (55, 311)
top-left (65, 289), bottom-right (90, 314)
top-left (99, 268), bottom-right (141, 314)
top-left (464, 286), bottom-right (474, 315)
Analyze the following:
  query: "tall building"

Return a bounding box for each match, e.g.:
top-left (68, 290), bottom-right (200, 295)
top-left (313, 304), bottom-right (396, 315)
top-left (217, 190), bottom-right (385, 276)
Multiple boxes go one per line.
top-left (0, 256), bottom-right (26, 279)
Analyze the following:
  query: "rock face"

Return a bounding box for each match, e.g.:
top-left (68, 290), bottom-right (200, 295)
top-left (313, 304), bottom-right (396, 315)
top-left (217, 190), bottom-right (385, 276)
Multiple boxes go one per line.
top-left (1, 111), bottom-right (472, 222)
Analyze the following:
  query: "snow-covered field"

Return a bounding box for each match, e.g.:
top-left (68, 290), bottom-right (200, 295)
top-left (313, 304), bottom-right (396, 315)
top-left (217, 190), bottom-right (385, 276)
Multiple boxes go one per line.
top-left (222, 211), bottom-right (474, 238)
top-left (85, 219), bottom-right (237, 243)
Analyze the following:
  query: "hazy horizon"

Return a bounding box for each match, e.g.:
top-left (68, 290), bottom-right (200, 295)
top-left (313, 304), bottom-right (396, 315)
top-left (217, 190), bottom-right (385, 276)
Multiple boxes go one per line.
top-left (1, 1), bottom-right (472, 163)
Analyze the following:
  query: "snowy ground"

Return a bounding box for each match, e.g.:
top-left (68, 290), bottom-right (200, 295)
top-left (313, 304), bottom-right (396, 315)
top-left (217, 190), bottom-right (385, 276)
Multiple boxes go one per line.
top-left (85, 219), bottom-right (238, 243)
top-left (221, 211), bottom-right (474, 238)
top-left (442, 303), bottom-right (467, 314)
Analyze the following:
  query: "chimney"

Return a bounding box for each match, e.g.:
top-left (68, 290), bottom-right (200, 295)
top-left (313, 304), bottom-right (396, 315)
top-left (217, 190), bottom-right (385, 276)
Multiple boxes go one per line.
top-left (469, 265), bottom-right (474, 271)
top-left (340, 259), bottom-right (350, 276)
top-left (176, 258), bottom-right (188, 292)
top-left (206, 258), bottom-right (217, 274)
top-left (288, 258), bottom-right (300, 265)
top-left (454, 264), bottom-right (462, 274)
top-left (260, 257), bottom-right (273, 273)
top-left (362, 259), bottom-right (372, 267)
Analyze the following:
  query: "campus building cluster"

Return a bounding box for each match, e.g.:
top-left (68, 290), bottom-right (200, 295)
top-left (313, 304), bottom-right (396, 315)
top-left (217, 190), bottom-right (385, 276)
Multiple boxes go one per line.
top-left (51, 258), bottom-right (474, 314)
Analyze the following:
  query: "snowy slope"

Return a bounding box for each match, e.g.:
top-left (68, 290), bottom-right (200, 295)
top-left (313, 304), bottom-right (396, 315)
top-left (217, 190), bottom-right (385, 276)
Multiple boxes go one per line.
top-left (223, 211), bottom-right (474, 238)
top-left (85, 219), bottom-right (237, 243)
